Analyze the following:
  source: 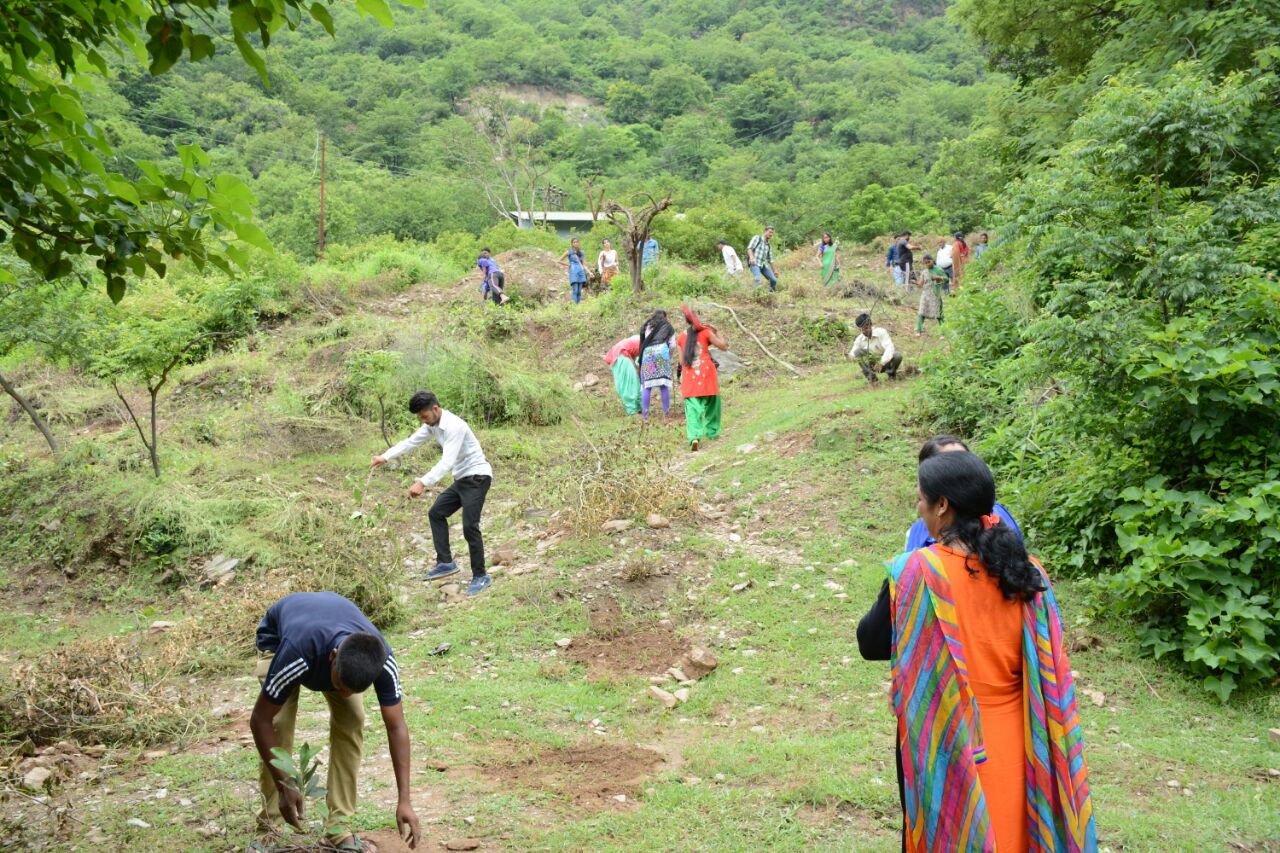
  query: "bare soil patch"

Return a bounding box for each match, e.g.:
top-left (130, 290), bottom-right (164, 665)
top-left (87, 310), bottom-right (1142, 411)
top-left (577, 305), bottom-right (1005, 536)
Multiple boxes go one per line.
top-left (481, 741), bottom-right (664, 807)
top-left (564, 598), bottom-right (689, 681)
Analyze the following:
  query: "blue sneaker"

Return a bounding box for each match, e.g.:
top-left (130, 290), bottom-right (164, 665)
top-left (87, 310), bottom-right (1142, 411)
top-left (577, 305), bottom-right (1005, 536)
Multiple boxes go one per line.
top-left (425, 562), bottom-right (459, 581)
top-left (466, 575), bottom-right (493, 596)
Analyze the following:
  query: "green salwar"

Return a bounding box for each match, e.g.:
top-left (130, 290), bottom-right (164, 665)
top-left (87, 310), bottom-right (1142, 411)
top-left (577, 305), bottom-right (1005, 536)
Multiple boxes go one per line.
top-left (684, 394), bottom-right (721, 443)
top-left (611, 357), bottom-right (641, 415)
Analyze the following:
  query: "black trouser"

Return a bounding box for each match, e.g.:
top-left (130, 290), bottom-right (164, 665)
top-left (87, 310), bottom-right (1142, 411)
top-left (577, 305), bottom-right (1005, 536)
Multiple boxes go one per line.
top-left (858, 352), bottom-right (903, 382)
top-left (427, 475), bottom-right (491, 576)
top-left (488, 272), bottom-right (505, 306)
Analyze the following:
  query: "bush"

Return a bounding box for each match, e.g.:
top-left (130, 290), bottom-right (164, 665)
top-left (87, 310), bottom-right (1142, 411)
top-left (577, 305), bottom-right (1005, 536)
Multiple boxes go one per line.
top-left (651, 204), bottom-right (761, 264)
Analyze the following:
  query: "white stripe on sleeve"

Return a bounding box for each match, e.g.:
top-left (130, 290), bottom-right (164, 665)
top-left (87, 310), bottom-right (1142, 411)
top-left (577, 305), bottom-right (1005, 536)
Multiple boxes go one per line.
top-left (265, 658), bottom-right (308, 699)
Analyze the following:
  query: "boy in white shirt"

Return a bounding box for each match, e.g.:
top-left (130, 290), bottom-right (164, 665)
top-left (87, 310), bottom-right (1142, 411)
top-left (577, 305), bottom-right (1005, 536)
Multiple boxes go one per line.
top-left (848, 313), bottom-right (902, 384)
top-left (718, 239), bottom-right (743, 275)
top-left (371, 391), bottom-right (495, 596)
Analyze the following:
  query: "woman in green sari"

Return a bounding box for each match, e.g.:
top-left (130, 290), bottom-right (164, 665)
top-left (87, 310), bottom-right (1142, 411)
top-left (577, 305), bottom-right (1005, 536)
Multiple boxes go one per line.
top-left (818, 232), bottom-right (841, 287)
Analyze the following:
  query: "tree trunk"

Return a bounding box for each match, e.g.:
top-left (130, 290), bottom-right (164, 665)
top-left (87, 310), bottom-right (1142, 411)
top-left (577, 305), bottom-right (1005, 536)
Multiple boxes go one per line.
top-left (628, 239), bottom-right (644, 294)
top-left (148, 387), bottom-right (161, 477)
top-left (0, 371), bottom-right (59, 455)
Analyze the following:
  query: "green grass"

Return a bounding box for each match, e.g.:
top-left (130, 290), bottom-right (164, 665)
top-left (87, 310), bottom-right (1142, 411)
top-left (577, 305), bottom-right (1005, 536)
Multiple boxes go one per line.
top-left (1, 268), bottom-right (1278, 852)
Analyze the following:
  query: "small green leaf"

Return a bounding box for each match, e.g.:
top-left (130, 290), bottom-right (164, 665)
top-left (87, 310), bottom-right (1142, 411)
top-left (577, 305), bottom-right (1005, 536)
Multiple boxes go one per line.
top-left (355, 0), bottom-right (395, 27)
top-left (310, 2), bottom-right (335, 36)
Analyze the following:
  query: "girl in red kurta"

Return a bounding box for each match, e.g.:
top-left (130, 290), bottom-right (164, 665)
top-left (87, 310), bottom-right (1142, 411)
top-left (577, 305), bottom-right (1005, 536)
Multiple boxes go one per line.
top-left (675, 305), bottom-right (729, 451)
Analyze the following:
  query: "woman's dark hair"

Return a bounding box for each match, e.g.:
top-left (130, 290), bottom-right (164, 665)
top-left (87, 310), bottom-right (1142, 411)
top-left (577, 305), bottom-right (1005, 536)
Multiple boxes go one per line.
top-left (821, 232), bottom-right (833, 245)
top-left (918, 434), bottom-right (968, 462)
top-left (638, 310), bottom-right (673, 354)
top-left (681, 317), bottom-right (701, 367)
top-left (918, 451), bottom-right (1044, 601)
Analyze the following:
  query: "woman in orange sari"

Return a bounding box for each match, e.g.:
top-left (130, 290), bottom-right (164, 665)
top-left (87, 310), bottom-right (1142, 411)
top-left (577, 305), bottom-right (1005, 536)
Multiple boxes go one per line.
top-left (858, 451), bottom-right (1096, 852)
top-left (674, 305), bottom-right (728, 452)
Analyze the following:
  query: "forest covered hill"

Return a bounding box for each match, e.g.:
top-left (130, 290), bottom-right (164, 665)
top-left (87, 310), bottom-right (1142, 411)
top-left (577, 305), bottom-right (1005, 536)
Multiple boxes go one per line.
top-left (87, 0), bottom-right (1002, 255)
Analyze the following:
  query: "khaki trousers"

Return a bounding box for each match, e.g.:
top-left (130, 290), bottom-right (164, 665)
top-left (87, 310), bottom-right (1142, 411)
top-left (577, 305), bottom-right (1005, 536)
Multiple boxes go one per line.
top-left (254, 654), bottom-right (365, 837)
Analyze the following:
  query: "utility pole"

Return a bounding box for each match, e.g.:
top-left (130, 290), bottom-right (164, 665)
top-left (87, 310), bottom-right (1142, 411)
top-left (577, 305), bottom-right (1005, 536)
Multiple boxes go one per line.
top-left (318, 131), bottom-right (327, 258)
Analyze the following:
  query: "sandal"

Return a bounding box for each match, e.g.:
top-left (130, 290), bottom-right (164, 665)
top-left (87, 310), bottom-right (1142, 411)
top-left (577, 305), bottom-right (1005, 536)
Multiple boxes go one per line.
top-left (323, 835), bottom-right (379, 853)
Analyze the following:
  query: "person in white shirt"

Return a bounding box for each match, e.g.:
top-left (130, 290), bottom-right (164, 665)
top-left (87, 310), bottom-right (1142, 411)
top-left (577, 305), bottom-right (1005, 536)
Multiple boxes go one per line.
top-left (597, 239), bottom-right (619, 285)
top-left (936, 238), bottom-right (954, 289)
top-left (371, 391), bottom-right (495, 596)
top-left (848, 313), bottom-right (902, 384)
top-left (718, 239), bottom-right (743, 275)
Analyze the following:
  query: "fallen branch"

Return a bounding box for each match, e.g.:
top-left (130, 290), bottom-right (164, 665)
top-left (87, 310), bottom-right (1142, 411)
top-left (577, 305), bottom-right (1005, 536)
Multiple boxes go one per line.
top-left (703, 301), bottom-right (801, 377)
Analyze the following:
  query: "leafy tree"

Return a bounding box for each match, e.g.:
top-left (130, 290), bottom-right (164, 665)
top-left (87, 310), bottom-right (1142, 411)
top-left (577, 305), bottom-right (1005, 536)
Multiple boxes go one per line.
top-left (723, 69), bottom-right (801, 140)
top-left (0, 1), bottom-right (417, 300)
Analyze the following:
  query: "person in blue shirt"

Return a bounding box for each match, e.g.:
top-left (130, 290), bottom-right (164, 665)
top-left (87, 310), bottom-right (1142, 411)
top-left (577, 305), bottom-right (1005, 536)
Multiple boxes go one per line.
top-left (903, 434), bottom-right (1022, 550)
top-left (641, 237), bottom-right (659, 270)
top-left (476, 248), bottom-right (505, 306)
top-left (559, 237), bottom-right (589, 304)
top-left (886, 233), bottom-right (901, 286)
top-left (250, 592), bottom-right (421, 850)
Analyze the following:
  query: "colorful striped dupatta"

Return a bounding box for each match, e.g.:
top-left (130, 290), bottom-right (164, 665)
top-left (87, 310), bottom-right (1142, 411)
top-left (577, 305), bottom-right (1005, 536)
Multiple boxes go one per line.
top-left (887, 548), bottom-right (1098, 852)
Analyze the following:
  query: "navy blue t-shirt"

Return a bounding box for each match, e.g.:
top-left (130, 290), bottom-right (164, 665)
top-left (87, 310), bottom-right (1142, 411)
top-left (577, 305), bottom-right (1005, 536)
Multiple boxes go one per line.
top-left (256, 592), bottom-right (402, 706)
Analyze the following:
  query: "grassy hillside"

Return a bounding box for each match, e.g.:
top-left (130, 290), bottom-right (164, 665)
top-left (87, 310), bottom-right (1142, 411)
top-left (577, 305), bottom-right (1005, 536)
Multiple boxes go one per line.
top-left (0, 243), bottom-right (1277, 851)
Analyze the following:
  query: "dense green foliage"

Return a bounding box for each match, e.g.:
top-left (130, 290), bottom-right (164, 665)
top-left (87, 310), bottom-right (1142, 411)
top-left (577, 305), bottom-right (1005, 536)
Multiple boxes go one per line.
top-left (78, 0), bottom-right (1001, 259)
top-left (921, 0), bottom-right (1280, 698)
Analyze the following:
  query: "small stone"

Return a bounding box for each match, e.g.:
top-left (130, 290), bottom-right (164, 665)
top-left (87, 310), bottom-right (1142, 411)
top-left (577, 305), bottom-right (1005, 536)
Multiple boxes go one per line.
top-left (555, 638), bottom-right (573, 649)
top-left (1267, 768), bottom-right (1280, 778)
top-left (580, 373), bottom-right (599, 388)
top-left (657, 619), bottom-right (673, 628)
top-left (490, 548), bottom-right (518, 567)
top-left (648, 686), bottom-right (678, 709)
top-left (445, 839), bottom-right (482, 851)
top-left (673, 688), bottom-right (690, 703)
top-left (732, 580), bottom-right (752, 592)
top-left (126, 818), bottom-right (151, 829)
top-left (147, 620), bottom-right (177, 633)
top-left (195, 822), bottom-right (223, 838)
top-left (682, 647), bottom-right (719, 679)
top-left (667, 668), bottom-right (689, 682)
top-left (601, 519), bottom-right (632, 534)
top-left (440, 583), bottom-right (461, 596)
top-left (178, 798), bottom-right (193, 807)
top-left (1270, 728), bottom-right (1280, 745)
top-left (1166, 779), bottom-right (1182, 788)
top-left (21, 767), bottom-right (52, 790)
top-left (425, 760), bottom-right (449, 772)
top-left (645, 513), bottom-right (671, 529)
top-left (1081, 689), bottom-right (1106, 707)
top-left (823, 580), bottom-right (844, 592)
top-left (649, 675), bottom-right (671, 684)
top-left (612, 794), bottom-right (627, 802)
top-left (736, 443), bottom-right (757, 454)
top-left (750, 725), bottom-right (766, 734)
top-left (1182, 788), bottom-right (1193, 797)
top-left (732, 667), bottom-right (744, 674)
top-left (143, 749), bottom-right (170, 761)
top-left (728, 533), bottom-right (742, 542)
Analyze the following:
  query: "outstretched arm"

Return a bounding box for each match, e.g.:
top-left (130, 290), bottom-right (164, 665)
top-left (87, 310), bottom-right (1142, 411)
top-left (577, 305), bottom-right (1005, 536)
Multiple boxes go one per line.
top-left (249, 693), bottom-right (305, 830)
top-left (380, 702), bottom-right (421, 848)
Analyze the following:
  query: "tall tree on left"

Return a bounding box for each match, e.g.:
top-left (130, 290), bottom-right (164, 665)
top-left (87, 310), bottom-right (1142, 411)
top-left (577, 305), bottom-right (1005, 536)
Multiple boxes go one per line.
top-left (0, 0), bottom-right (418, 302)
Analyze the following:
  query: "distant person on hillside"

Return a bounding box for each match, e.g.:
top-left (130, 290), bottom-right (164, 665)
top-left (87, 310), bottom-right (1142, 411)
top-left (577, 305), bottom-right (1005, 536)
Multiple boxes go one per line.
top-left (641, 237), bottom-right (660, 270)
top-left (886, 233), bottom-right (901, 286)
top-left (559, 237), bottom-right (589, 304)
top-left (476, 249), bottom-right (506, 306)
top-left (250, 591), bottom-right (421, 851)
top-left (718, 239), bottom-right (744, 276)
top-left (849, 312), bottom-right (902, 383)
top-left (598, 238), bottom-right (619, 285)
top-left (817, 231), bottom-right (841, 286)
top-left (371, 391), bottom-right (494, 597)
top-left (604, 335), bottom-right (642, 416)
top-left (974, 231), bottom-right (991, 260)
top-left (676, 304), bottom-right (729, 451)
top-left (637, 309), bottom-right (678, 422)
top-left (857, 451), bottom-right (1097, 852)
top-left (903, 435), bottom-right (1022, 551)
top-left (894, 231), bottom-right (918, 288)
top-left (936, 237), bottom-right (954, 290)
top-left (916, 254), bottom-right (947, 335)
top-left (747, 226), bottom-right (779, 292)
top-left (951, 231), bottom-right (970, 289)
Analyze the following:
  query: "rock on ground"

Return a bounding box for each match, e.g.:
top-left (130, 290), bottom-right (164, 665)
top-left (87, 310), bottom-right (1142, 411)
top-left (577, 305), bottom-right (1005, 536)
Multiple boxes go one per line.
top-left (647, 686), bottom-right (678, 709)
top-left (681, 647), bottom-right (719, 679)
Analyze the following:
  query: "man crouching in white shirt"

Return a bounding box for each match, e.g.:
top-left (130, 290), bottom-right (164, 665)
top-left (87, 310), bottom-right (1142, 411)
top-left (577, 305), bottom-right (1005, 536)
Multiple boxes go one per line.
top-left (848, 313), bottom-right (903, 384)
top-left (371, 391), bottom-right (495, 596)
